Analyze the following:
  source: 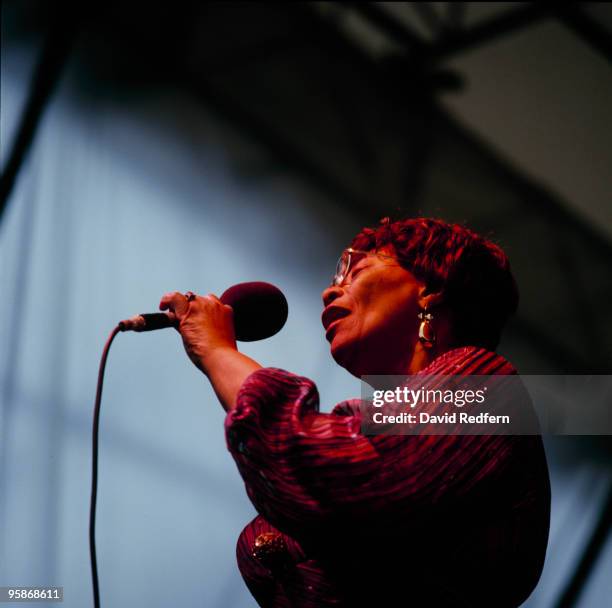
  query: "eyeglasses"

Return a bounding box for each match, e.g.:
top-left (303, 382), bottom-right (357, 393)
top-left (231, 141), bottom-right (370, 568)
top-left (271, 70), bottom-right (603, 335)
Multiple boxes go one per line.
top-left (332, 248), bottom-right (396, 287)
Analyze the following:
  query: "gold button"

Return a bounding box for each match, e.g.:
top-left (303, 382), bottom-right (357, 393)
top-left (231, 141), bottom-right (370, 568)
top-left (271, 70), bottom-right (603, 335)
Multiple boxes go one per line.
top-left (252, 532), bottom-right (288, 570)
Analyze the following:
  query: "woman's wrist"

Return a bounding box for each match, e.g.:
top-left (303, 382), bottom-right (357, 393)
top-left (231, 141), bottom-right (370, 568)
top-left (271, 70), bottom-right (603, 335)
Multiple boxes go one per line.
top-left (197, 344), bottom-right (239, 377)
top-left (201, 347), bottom-right (262, 412)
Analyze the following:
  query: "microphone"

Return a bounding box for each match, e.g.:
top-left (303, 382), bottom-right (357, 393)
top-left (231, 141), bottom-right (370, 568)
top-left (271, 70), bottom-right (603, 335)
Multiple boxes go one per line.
top-left (118, 282), bottom-right (288, 342)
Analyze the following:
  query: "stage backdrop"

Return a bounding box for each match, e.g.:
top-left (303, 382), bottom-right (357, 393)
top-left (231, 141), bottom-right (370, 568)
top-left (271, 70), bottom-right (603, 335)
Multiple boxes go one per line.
top-left (0, 40), bottom-right (365, 608)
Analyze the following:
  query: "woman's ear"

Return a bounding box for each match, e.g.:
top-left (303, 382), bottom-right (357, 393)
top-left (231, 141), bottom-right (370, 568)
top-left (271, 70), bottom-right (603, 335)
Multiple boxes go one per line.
top-left (417, 285), bottom-right (445, 310)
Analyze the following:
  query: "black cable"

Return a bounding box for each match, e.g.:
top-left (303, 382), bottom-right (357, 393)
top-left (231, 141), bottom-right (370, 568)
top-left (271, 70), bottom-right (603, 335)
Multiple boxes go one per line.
top-left (89, 325), bottom-right (121, 608)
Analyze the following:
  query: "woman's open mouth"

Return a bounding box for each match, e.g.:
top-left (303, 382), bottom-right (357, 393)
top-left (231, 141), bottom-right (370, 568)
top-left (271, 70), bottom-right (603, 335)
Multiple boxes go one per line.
top-left (322, 306), bottom-right (350, 339)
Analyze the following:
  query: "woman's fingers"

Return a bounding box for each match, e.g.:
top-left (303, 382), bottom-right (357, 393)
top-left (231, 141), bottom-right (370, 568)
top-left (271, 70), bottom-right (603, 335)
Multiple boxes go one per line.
top-left (159, 291), bottom-right (190, 318)
top-left (158, 290), bottom-right (237, 373)
top-left (205, 293), bottom-right (234, 314)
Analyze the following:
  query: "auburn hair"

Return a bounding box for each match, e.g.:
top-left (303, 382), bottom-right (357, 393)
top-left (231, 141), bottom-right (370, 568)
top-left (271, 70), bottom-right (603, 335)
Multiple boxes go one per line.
top-left (350, 217), bottom-right (519, 350)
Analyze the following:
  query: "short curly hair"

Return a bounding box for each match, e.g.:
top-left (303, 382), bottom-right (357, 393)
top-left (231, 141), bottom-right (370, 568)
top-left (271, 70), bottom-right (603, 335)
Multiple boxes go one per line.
top-left (350, 217), bottom-right (519, 350)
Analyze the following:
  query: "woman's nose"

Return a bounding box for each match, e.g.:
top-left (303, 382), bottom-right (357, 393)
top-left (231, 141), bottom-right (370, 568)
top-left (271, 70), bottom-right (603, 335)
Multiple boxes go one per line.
top-left (322, 285), bottom-right (343, 307)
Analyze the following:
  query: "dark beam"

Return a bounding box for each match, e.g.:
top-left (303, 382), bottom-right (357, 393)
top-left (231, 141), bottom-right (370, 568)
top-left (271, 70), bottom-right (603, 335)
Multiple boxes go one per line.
top-left (0, 15), bottom-right (77, 224)
top-left (554, 5), bottom-right (612, 65)
top-left (410, 3), bottom-right (442, 37)
top-left (348, 3), bottom-right (553, 62)
top-left (429, 3), bottom-right (553, 60)
top-left (348, 2), bottom-right (428, 56)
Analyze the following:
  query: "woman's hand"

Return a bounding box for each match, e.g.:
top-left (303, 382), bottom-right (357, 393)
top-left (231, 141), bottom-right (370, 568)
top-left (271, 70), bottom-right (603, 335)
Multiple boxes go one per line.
top-left (159, 291), bottom-right (262, 411)
top-left (159, 291), bottom-right (237, 376)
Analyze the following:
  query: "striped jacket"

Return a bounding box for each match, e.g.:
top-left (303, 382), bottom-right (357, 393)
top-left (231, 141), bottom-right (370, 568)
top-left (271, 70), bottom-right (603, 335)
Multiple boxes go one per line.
top-left (225, 347), bottom-right (550, 607)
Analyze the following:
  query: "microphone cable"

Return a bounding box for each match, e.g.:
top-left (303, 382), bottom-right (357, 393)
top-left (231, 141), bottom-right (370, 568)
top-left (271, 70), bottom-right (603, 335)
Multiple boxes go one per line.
top-left (89, 325), bottom-right (121, 608)
top-left (87, 284), bottom-right (287, 607)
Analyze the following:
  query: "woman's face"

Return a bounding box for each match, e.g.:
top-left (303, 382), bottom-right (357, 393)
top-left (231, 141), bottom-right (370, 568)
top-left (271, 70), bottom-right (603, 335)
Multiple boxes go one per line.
top-left (321, 247), bottom-right (424, 377)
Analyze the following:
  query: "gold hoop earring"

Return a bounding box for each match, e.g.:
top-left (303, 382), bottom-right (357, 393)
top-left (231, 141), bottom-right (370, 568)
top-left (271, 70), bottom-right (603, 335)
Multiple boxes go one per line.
top-left (418, 308), bottom-right (436, 349)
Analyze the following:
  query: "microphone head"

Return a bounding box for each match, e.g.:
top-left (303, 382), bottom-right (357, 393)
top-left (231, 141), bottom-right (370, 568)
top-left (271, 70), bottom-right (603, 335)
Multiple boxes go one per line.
top-left (220, 282), bottom-right (288, 342)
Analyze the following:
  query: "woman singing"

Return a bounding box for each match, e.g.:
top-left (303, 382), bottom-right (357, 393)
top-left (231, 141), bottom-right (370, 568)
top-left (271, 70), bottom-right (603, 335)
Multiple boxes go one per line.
top-left (160, 217), bottom-right (550, 607)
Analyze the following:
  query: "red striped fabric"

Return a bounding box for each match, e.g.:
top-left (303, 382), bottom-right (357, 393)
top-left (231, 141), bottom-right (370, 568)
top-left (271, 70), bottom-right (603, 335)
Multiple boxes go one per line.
top-left (225, 347), bottom-right (550, 607)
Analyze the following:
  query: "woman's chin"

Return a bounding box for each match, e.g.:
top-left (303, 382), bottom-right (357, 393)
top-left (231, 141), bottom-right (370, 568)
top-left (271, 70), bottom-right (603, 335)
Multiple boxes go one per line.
top-left (329, 335), bottom-right (349, 365)
top-left (330, 337), bottom-right (362, 377)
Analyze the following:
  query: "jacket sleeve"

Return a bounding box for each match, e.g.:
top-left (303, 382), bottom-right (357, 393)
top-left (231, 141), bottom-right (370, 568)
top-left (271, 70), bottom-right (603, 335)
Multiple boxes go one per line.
top-left (224, 367), bottom-right (532, 540)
